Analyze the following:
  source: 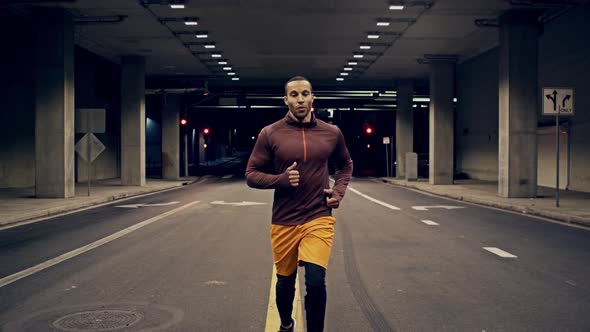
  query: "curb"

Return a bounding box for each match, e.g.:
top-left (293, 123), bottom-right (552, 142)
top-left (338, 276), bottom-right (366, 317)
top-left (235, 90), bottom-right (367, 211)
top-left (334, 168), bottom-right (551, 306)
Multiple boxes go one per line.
top-left (0, 180), bottom-right (196, 228)
top-left (379, 178), bottom-right (590, 229)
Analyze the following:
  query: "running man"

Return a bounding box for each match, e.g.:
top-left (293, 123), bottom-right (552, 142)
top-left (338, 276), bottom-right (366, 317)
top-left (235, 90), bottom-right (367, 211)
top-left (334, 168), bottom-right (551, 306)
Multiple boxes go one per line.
top-left (246, 76), bottom-right (353, 332)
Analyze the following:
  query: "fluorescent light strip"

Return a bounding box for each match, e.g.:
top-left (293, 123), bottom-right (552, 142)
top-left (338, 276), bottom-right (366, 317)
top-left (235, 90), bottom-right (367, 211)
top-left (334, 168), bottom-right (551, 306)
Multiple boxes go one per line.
top-left (232, 77), bottom-right (240, 81)
top-left (360, 45), bottom-right (371, 49)
top-left (184, 21), bottom-right (197, 26)
top-left (353, 54), bottom-right (364, 58)
top-left (377, 21), bottom-right (390, 26)
top-left (344, 67), bottom-right (353, 71)
top-left (336, 78), bottom-right (344, 81)
top-left (223, 67), bottom-right (232, 70)
top-left (195, 34), bottom-right (208, 38)
top-left (211, 54), bottom-right (222, 58)
top-left (227, 72), bottom-right (236, 75)
top-left (340, 73), bottom-right (349, 76)
top-left (218, 61), bottom-right (228, 65)
top-left (348, 62), bottom-right (358, 65)
top-left (204, 44), bottom-right (215, 49)
top-left (170, 4), bottom-right (185, 9)
top-left (367, 34), bottom-right (380, 39)
top-left (389, 5), bottom-right (404, 10)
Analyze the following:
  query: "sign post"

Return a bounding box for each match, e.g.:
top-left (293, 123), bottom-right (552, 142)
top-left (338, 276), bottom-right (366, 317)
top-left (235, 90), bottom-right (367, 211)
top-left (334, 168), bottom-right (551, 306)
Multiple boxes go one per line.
top-left (383, 137), bottom-right (391, 177)
top-left (542, 88), bottom-right (574, 207)
top-left (75, 109), bottom-right (106, 196)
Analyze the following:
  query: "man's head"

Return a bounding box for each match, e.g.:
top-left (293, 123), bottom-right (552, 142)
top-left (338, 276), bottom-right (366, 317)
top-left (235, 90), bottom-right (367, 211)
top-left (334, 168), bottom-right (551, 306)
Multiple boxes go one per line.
top-left (284, 76), bottom-right (314, 122)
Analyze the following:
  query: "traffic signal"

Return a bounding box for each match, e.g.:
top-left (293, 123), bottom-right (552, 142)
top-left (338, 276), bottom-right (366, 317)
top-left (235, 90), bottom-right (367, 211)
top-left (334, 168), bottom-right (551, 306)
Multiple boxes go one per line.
top-left (180, 118), bottom-right (188, 126)
top-left (203, 128), bottom-right (210, 135)
top-left (365, 127), bottom-right (373, 135)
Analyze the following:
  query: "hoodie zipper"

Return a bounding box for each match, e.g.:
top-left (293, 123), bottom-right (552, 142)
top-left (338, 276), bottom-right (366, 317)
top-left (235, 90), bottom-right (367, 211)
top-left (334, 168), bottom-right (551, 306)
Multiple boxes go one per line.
top-left (302, 127), bottom-right (307, 162)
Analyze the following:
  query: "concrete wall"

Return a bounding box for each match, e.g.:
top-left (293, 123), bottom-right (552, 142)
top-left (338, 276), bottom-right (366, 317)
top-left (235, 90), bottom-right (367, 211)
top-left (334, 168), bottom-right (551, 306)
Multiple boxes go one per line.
top-left (456, 48), bottom-right (499, 181)
top-left (538, 5), bottom-right (590, 193)
top-left (456, 4), bottom-right (590, 193)
top-left (0, 13), bottom-right (36, 188)
top-left (74, 47), bottom-right (120, 182)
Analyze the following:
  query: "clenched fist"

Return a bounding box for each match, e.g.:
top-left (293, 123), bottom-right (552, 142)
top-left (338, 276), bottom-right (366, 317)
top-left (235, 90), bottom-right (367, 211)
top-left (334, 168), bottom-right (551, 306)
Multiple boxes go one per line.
top-left (323, 188), bottom-right (339, 208)
top-left (286, 161), bottom-right (299, 187)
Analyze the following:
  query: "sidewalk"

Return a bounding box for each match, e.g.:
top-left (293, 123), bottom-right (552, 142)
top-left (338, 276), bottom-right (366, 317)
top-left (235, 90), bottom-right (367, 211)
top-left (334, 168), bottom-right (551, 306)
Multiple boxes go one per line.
top-left (0, 177), bottom-right (199, 228)
top-left (380, 178), bottom-right (590, 228)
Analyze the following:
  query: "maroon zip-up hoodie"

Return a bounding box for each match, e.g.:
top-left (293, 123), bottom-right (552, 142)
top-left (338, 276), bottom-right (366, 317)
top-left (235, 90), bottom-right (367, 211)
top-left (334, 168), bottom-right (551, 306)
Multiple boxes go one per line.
top-left (245, 112), bottom-right (353, 225)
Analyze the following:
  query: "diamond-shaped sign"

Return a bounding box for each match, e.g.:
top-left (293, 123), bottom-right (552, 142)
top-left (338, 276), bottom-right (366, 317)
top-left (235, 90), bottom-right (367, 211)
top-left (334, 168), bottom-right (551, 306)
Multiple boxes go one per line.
top-left (75, 133), bottom-right (106, 163)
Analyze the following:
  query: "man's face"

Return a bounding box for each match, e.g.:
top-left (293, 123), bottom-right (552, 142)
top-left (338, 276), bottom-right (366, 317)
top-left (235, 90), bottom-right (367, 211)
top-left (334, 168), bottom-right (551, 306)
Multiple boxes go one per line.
top-left (284, 80), bottom-right (314, 121)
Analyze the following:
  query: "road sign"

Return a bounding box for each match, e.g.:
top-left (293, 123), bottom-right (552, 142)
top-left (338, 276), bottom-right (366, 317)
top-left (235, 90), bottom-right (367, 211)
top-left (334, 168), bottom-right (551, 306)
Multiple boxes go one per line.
top-left (75, 133), bottom-right (106, 163)
top-left (383, 137), bottom-right (390, 144)
top-left (542, 88), bottom-right (574, 115)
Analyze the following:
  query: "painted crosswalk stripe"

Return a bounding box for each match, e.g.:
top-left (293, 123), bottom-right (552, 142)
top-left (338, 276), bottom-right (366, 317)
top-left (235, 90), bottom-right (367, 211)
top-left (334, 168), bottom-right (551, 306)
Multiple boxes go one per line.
top-left (483, 247), bottom-right (517, 258)
top-left (421, 220), bottom-right (439, 226)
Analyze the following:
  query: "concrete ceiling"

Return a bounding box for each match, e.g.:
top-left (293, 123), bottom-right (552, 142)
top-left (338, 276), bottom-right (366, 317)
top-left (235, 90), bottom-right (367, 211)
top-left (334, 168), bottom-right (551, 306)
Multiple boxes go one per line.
top-left (5, 0), bottom-right (586, 89)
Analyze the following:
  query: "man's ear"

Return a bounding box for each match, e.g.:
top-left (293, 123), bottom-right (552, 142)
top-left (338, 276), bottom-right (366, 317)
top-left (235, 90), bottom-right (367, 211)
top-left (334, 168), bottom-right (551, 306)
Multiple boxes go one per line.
top-left (284, 96), bottom-right (288, 106)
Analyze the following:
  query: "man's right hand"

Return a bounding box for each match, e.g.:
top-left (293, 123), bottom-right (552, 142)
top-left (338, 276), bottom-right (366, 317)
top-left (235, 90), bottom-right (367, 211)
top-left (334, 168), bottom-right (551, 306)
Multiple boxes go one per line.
top-left (286, 161), bottom-right (299, 187)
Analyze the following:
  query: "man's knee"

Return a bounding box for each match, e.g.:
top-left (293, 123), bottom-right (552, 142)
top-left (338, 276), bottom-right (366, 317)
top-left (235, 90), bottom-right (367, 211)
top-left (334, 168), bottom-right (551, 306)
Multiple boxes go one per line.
top-left (304, 263), bottom-right (326, 288)
top-left (277, 270), bottom-right (297, 288)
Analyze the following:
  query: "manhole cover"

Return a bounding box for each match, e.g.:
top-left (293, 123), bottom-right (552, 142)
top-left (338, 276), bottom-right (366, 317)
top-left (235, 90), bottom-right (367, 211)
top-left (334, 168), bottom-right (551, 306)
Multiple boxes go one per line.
top-left (52, 310), bottom-right (142, 331)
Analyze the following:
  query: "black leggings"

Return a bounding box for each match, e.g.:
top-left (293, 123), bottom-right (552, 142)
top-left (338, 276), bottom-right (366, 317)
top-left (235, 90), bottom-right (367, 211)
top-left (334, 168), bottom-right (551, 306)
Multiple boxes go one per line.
top-left (276, 262), bottom-right (326, 332)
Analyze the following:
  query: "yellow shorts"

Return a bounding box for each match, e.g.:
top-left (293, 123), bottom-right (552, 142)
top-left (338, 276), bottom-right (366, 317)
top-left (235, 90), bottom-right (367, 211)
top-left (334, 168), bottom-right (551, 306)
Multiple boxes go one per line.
top-left (270, 216), bottom-right (336, 276)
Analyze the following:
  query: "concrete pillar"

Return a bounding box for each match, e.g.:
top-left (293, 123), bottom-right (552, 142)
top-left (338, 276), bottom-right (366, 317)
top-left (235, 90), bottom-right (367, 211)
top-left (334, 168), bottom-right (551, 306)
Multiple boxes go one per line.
top-left (121, 56), bottom-right (146, 186)
top-left (498, 10), bottom-right (540, 198)
top-left (396, 80), bottom-right (414, 178)
top-left (429, 60), bottom-right (456, 185)
top-left (161, 94), bottom-right (180, 180)
top-left (34, 8), bottom-right (75, 198)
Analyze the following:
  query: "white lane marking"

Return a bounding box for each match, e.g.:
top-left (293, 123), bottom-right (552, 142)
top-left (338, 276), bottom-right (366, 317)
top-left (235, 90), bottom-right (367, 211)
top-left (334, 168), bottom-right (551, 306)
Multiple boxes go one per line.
top-left (421, 220), bottom-right (439, 226)
top-left (265, 265), bottom-right (304, 332)
top-left (412, 205), bottom-right (465, 211)
top-left (116, 201), bottom-right (180, 208)
top-left (222, 175), bottom-right (234, 179)
top-left (347, 187), bottom-right (401, 210)
top-left (0, 201), bottom-right (201, 288)
top-left (328, 178), bottom-right (400, 210)
top-left (210, 201), bottom-right (267, 207)
top-left (483, 247), bottom-right (518, 258)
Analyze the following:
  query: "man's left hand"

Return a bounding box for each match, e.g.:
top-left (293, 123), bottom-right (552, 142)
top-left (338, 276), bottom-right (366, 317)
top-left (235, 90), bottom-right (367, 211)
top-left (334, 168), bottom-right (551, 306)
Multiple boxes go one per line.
top-left (323, 189), bottom-right (339, 208)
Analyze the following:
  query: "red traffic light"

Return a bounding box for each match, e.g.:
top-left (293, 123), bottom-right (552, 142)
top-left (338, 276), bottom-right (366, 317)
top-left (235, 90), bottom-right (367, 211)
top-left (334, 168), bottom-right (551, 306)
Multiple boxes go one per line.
top-left (180, 118), bottom-right (188, 126)
top-left (365, 127), bottom-right (373, 134)
top-left (203, 128), bottom-right (210, 135)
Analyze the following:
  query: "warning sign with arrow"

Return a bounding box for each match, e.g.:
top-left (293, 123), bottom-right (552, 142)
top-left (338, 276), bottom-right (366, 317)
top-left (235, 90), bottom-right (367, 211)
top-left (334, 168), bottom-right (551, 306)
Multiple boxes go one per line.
top-left (543, 87), bottom-right (574, 116)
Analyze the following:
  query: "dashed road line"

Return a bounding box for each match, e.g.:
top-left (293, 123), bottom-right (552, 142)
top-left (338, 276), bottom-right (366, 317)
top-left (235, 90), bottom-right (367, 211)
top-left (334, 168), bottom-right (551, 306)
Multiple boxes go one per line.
top-left (420, 220), bottom-right (439, 226)
top-left (483, 247), bottom-right (517, 258)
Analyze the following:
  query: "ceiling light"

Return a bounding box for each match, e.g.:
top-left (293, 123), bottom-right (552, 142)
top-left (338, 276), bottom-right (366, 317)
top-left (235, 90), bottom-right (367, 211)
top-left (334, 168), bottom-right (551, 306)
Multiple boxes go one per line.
top-left (389, 5), bottom-right (404, 10)
top-left (360, 45), bottom-right (371, 50)
top-left (353, 54), bottom-right (364, 58)
top-left (218, 61), bottom-right (228, 65)
top-left (227, 72), bottom-right (236, 75)
top-left (344, 67), bottom-right (352, 71)
top-left (336, 78), bottom-right (344, 81)
top-left (170, 4), bottom-right (185, 9)
top-left (348, 61), bottom-right (358, 65)
top-left (211, 53), bottom-right (222, 58)
top-left (223, 67), bottom-right (232, 70)
top-left (340, 73), bottom-right (349, 76)
top-left (377, 21), bottom-right (390, 26)
top-left (184, 20), bottom-right (197, 26)
top-left (367, 34), bottom-right (380, 39)
top-left (195, 34), bottom-right (208, 38)
top-left (232, 77), bottom-right (240, 81)
top-left (204, 44), bottom-right (216, 49)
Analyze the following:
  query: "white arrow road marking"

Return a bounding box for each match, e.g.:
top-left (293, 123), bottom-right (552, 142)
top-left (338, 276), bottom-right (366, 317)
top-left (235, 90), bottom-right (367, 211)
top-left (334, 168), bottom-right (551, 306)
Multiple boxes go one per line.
top-left (0, 201), bottom-right (200, 288)
top-left (210, 201), bottom-right (267, 206)
top-left (412, 205), bottom-right (465, 211)
top-left (483, 247), bottom-right (518, 258)
top-left (116, 201), bottom-right (180, 209)
top-left (421, 220), bottom-right (439, 226)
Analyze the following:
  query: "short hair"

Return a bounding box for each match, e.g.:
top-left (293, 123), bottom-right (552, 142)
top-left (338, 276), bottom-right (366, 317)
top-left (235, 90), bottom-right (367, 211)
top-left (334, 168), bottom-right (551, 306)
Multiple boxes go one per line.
top-left (284, 76), bottom-right (312, 95)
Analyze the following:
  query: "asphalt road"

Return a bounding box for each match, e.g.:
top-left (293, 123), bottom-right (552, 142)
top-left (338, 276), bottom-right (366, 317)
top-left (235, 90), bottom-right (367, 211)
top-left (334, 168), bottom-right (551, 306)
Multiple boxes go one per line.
top-left (1, 176), bottom-right (589, 331)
